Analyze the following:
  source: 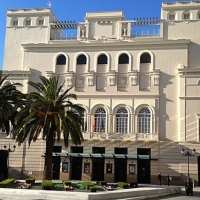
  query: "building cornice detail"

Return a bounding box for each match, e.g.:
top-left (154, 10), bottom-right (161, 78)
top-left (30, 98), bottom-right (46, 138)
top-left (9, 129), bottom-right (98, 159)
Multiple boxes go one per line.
top-left (74, 94), bottom-right (160, 98)
top-left (21, 39), bottom-right (190, 51)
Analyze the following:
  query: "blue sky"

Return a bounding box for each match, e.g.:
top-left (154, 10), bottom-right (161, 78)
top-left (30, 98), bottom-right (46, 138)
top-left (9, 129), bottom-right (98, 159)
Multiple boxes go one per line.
top-left (0, 0), bottom-right (180, 70)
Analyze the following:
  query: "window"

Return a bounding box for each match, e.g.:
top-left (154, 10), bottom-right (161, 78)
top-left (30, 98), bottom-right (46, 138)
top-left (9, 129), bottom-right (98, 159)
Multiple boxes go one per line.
top-left (81, 111), bottom-right (87, 132)
top-left (169, 14), bottom-right (175, 20)
top-left (25, 18), bottom-right (31, 26)
top-left (93, 147), bottom-right (105, 154)
top-left (38, 19), bottom-right (44, 25)
top-left (77, 54), bottom-right (86, 64)
top-left (119, 54), bottom-right (129, 64)
top-left (97, 54), bottom-right (107, 64)
top-left (37, 17), bottom-right (44, 26)
top-left (138, 108), bottom-right (151, 133)
top-left (140, 53), bottom-right (151, 63)
top-left (168, 12), bottom-right (175, 21)
top-left (93, 108), bottom-right (106, 132)
top-left (183, 11), bottom-right (191, 20)
top-left (116, 108), bottom-right (128, 133)
top-left (56, 55), bottom-right (66, 65)
top-left (12, 18), bottom-right (18, 27)
top-left (115, 147), bottom-right (127, 154)
top-left (74, 110), bottom-right (87, 132)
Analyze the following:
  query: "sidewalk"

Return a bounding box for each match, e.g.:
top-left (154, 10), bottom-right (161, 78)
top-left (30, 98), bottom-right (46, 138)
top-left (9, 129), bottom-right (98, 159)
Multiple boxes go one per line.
top-left (0, 185), bottom-right (182, 200)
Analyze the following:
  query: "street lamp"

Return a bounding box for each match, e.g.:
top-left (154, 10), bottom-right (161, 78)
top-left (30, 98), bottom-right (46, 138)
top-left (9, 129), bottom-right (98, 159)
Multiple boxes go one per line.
top-left (2, 144), bottom-right (16, 178)
top-left (181, 147), bottom-right (196, 182)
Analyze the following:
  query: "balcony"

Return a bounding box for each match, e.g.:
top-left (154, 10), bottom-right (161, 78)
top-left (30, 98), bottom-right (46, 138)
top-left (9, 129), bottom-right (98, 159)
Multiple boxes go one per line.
top-left (83, 132), bottom-right (158, 141)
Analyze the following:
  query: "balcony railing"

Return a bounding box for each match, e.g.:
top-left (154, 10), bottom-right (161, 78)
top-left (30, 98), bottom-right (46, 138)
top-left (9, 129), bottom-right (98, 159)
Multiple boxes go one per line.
top-left (85, 132), bottom-right (157, 140)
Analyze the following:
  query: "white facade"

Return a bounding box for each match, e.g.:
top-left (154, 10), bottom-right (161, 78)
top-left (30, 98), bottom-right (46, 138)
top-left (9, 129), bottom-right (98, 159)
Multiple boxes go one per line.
top-left (1, 1), bottom-right (200, 185)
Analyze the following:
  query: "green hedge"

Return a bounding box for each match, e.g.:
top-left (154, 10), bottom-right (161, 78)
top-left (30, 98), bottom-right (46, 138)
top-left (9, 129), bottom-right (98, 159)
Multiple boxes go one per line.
top-left (96, 181), bottom-right (107, 186)
top-left (41, 180), bottom-right (53, 190)
top-left (82, 182), bottom-right (94, 190)
top-left (0, 178), bottom-right (15, 188)
top-left (118, 182), bottom-right (128, 189)
top-left (25, 178), bottom-right (35, 184)
top-left (90, 186), bottom-right (96, 192)
top-left (62, 180), bottom-right (71, 186)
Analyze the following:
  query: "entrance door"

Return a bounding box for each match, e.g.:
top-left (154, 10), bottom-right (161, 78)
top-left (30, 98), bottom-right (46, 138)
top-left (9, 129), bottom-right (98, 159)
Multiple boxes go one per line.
top-left (52, 146), bottom-right (62, 180)
top-left (0, 150), bottom-right (8, 179)
top-left (137, 159), bottom-right (150, 183)
top-left (71, 157), bottom-right (82, 180)
top-left (52, 156), bottom-right (60, 180)
top-left (115, 159), bottom-right (127, 182)
top-left (198, 156), bottom-right (200, 186)
top-left (92, 158), bottom-right (104, 181)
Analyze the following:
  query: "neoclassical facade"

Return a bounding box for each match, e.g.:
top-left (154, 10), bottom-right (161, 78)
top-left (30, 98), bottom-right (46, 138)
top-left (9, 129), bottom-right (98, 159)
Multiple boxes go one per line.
top-left (1, 1), bottom-right (200, 185)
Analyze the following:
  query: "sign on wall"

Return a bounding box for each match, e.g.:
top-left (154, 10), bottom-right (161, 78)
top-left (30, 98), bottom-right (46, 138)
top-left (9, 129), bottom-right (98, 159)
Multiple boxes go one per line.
top-left (129, 164), bottom-right (135, 174)
top-left (62, 162), bottom-right (68, 173)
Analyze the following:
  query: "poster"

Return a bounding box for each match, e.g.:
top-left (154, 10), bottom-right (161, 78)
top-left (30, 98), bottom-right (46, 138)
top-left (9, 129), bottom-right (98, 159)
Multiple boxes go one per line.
top-left (62, 162), bottom-right (68, 172)
top-left (84, 163), bottom-right (90, 173)
top-left (129, 164), bottom-right (135, 174)
top-left (106, 163), bottom-right (112, 173)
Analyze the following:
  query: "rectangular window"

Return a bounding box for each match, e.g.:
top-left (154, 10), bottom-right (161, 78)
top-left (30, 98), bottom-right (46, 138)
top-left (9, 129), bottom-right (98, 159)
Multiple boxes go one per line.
top-left (169, 14), bottom-right (175, 20)
top-left (184, 14), bottom-right (190, 20)
top-left (39, 19), bottom-right (44, 25)
top-left (13, 20), bottom-right (18, 26)
top-left (26, 20), bottom-right (31, 26)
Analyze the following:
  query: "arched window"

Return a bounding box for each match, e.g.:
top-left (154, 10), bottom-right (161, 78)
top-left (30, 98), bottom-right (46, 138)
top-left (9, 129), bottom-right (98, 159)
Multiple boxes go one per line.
top-left (56, 55), bottom-right (66, 65)
top-left (183, 11), bottom-right (191, 20)
top-left (197, 11), bottom-right (200, 19)
top-left (97, 54), bottom-right (107, 64)
top-left (77, 54), bottom-right (86, 64)
top-left (168, 12), bottom-right (175, 20)
top-left (116, 108), bottom-right (128, 133)
top-left (138, 108), bottom-right (151, 133)
top-left (24, 17), bottom-right (31, 26)
top-left (119, 54), bottom-right (129, 64)
top-left (37, 17), bottom-right (44, 26)
top-left (93, 108), bottom-right (106, 132)
top-left (12, 18), bottom-right (18, 27)
top-left (140, 53), bottom-right (151, 63)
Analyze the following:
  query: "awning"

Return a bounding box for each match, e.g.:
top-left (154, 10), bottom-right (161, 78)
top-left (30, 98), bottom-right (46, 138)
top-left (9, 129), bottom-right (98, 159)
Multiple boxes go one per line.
top-left (52, 153), bottom-right (151, 160)
top-left (138, 155), bottom-right (150, 159)
top-left (113, 154), bottom-right (126, 159)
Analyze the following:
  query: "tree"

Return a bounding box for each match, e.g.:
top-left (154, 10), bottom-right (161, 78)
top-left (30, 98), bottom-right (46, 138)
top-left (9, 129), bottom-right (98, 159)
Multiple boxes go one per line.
top-left (0, 70), bottom-right (23, 135)
top-left (13, 76), bottom-right (85, 180)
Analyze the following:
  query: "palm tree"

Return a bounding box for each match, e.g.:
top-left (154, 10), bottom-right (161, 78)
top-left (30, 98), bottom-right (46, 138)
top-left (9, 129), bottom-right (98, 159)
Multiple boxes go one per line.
top-left (0, 70), bottom-right (23, 135)
top-left (13, 76), bottom-right (85, 180)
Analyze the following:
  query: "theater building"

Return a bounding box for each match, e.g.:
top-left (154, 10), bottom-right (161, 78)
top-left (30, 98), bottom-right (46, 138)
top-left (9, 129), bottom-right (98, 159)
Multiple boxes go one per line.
top-left (1, 1), bottom-right (200, 185)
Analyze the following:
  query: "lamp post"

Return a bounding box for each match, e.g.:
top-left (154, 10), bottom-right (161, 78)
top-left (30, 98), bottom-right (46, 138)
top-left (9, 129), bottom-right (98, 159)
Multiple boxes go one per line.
top-left (2, 144), bottom-right (16, 178)
top-left (181, 147), bottom-right (196, 182)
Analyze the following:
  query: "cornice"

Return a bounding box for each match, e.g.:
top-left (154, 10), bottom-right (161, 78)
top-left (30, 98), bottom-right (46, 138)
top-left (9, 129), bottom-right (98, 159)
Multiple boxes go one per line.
top-left (162, 2), bottom-right (200, 11)
top-left (179, 96), bottom-right (200, 100)
top-left (21, 39), bottom-right (190, 51)
top-left (178, 68), bottom-right (200, 73)
top-left (73, 94), bottom-right (160, 98)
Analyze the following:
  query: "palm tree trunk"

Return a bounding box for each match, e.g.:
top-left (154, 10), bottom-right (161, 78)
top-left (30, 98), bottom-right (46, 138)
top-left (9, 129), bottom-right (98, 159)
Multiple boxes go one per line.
top-left (43, 128), bottom-right (54, 180)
